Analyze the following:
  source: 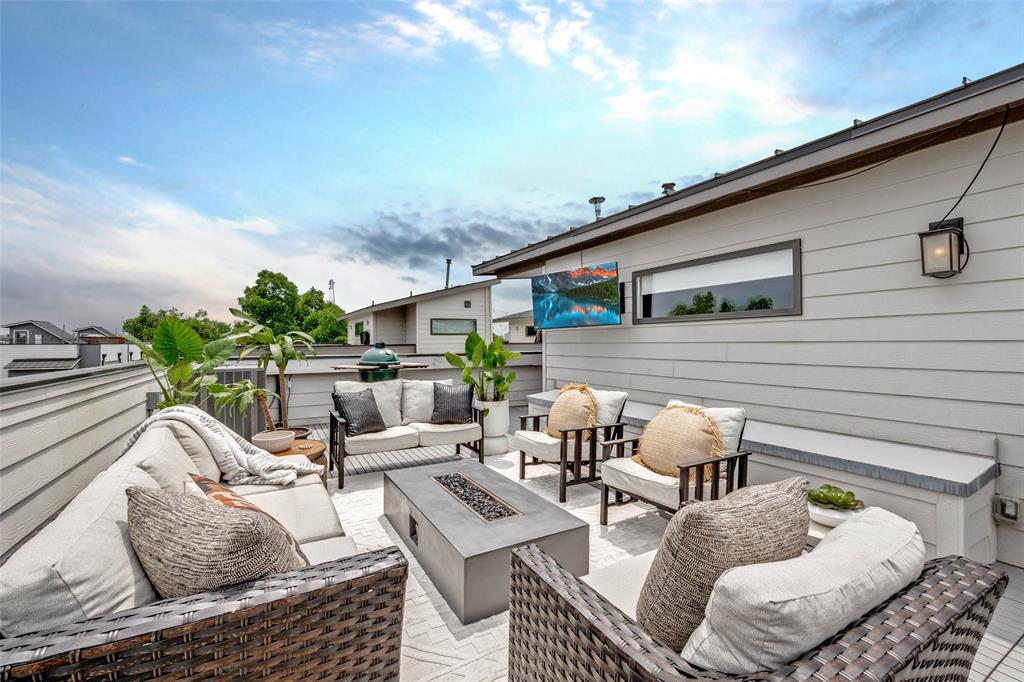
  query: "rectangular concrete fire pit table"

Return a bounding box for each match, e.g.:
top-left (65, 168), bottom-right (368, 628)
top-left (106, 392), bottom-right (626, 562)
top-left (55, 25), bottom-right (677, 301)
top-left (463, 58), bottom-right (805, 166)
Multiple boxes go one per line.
top-left (383, 459), bottom-right (589, 624)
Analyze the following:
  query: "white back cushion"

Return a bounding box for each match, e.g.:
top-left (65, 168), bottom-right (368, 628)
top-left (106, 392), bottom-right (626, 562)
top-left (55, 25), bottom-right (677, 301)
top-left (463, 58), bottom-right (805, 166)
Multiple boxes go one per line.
top-left (0, 466), bottom-right (161, 636)
top-left (593, 389), bottom-right (628, 427)
top-left (118, 426), bottom-right (198, 493)
top-left (150, 420), bottom-right (221, 480)
top-left (682, 507), bottom-right (925, 673)
top-left (401, 378), bottom-right (453, 425)
top-left (666, 400), bottom-right (745, 453)
top-left (334, 379), bottom-right (402, 427)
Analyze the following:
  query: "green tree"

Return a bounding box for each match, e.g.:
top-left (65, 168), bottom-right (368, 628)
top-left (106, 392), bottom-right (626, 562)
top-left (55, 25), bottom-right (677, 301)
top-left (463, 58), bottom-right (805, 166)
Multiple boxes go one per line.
top-left (237, 270), bottom-right (300, 335)
top-left (303, 305), bottom-right (348, 343)
top-left (719, 298), bottom-right (736, 313)
top-left (122, 306), bottom-right (231, 342)
top-left (745, 295), bottom-right (774, 310)
top-left (671, 291), bottom-right (716, 316)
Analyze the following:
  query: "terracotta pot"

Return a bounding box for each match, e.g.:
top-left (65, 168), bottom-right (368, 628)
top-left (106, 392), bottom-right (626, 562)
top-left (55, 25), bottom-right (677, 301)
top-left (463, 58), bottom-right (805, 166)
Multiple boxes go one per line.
top-left (253, 430), bottom-right (295, 453)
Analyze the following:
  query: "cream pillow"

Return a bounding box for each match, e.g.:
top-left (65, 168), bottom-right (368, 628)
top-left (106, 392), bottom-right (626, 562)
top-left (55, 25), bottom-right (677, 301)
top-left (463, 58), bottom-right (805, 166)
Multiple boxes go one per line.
top-left (546, 383), bottom-right (597, 440)
top-left (401, 378), bottom-right (453, 424)
top-left (682, 507), bottom-right (925, 673)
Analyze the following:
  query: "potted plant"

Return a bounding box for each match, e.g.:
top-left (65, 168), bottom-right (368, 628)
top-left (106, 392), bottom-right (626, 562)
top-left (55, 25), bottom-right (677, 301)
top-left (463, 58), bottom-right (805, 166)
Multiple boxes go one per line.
top-left (807, 483), bottom-right (866, 527)
top-left (207, 379), bottom-right (295, 452)
top-left (445, 331), bottom-right (521, 455)
top-left (125, 318), bottom-right (235, 409)
top-left (230, 308), bottom-right (316, 438)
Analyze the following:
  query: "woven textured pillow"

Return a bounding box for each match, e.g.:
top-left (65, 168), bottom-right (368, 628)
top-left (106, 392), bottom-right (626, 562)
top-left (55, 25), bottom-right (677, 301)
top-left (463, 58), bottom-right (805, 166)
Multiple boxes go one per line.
top-left (634, 405), bottom-right (723, 479)
top-left (333, 387), bottom-right (386, 436)
top-left (545, 383), bottom-right (598, 441)
top-left (126, 486), bottom-right (307, 599)
top-left (431, 383), bottom-right (473, 424)
top-left (635, 476), bottom-right (809, 651)
top-left (190, 474), bottom-right (309, 564)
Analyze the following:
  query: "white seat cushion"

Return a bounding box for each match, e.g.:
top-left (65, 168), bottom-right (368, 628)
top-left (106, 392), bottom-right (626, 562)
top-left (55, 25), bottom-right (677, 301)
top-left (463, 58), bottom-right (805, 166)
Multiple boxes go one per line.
top-left (345, 425), bottom-right (419, 454)
top-left (601, 457), bottom-right (718, 509)
top-left (300, 536), bottom-right (361, 564)
top-left (513, 429), bottom-right (562, 462)
top-left (666, 400), bottom-right (746, 453)
top-left (117, 426), bottom-right (197, 493)
top-left (410, 421), bottom-right (481, 447)
top-left (581, 550), bottom-right (657, 620)
top-left (334, 379), bottom-right (403, 428)
top-left (401, 378), bottom-right (452, 425)
top-left (682, 507), bottom-right (925, 673)
top-left (236, 484), bottom-right (345, 544)
top-left (0, 466), bottom-right (161, 637)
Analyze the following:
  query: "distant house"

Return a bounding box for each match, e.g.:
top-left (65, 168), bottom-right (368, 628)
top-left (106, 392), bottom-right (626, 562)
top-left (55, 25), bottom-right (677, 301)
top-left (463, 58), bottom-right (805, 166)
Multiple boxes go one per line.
top-left (345, 280), bottom-right (498, 353)
top-left (73, 325), bottom-right (115, 338)
top-left (493, 309), bottom-right (536, 343)
top-left (2, 320), bottom-right (79, 345)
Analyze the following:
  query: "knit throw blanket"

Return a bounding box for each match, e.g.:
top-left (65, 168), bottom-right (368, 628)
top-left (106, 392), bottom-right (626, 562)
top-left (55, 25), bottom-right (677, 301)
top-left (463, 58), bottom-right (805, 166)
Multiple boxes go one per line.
top-left (124, 405), bottom-right (324, 486)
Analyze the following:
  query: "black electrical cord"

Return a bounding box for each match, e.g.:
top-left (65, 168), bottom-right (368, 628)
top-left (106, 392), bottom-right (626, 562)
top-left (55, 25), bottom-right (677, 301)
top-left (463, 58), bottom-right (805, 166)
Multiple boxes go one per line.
top-left (936, 104), bottom-right (1010, 224)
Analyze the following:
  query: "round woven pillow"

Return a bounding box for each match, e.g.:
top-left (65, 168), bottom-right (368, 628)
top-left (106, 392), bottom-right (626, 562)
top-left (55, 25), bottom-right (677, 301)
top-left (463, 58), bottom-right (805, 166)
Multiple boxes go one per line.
top-left (545, 383), bottom-right (598, 441)
top-left (634, 405), bottom-right (724, 479)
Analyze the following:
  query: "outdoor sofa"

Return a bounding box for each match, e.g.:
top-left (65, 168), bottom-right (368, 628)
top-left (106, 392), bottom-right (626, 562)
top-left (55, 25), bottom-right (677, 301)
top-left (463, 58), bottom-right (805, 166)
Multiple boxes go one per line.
top-left (330, 378), bottom-right (483, 488)
top-left (509, 544), bottom-right (1007, 681)
top-left (0, 418), bottom-right (408, 679)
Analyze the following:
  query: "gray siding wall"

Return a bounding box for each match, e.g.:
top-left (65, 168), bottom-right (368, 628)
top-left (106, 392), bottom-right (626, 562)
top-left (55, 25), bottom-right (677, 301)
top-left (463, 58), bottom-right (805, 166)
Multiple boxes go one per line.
top-left (416, 287), bottom-right (492, 354)
top-left (0, 364), bottom-right (156, 556)
top-left (8, 324), bottom-right (69, 345)
top-left (540, 123), bottom-right (1024, 564)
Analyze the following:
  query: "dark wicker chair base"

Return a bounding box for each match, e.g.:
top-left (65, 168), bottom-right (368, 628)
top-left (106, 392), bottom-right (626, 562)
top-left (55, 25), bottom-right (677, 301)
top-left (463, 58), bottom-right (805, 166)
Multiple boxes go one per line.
top-left (508, 543), bottom-right (1006, 682)
top-left (1, 546), bottom-right (408, 681)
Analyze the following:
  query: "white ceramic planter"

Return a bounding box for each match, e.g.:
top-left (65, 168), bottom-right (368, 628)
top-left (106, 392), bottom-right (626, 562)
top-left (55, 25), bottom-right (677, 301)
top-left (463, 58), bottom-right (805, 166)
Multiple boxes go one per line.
top-left (475, 399), bottom-right (510, 456)
top-left (808, 502), bottom-right (866, 528)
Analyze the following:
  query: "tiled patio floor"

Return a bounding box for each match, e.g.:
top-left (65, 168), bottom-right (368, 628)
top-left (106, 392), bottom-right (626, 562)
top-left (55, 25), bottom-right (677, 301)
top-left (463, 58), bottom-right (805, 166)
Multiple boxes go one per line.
top-left (322, 443), bottom-right (1022, 681)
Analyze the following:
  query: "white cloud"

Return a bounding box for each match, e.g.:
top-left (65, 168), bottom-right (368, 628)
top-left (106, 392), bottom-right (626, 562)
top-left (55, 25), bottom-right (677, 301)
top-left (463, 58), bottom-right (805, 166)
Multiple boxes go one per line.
top-left (116, 155), bottom-right (152, 170)
top-left (0, 162), bottom-right (419, 329)
top-left (412, 1), bottom-right (501, 56)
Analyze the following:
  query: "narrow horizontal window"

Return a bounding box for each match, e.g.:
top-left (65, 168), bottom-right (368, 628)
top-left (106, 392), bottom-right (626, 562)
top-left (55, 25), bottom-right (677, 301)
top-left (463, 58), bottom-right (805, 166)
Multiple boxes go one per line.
top-left (633, 240), bottom-right (801, 323)
top-left (431, 318), bottom-right (477, 335)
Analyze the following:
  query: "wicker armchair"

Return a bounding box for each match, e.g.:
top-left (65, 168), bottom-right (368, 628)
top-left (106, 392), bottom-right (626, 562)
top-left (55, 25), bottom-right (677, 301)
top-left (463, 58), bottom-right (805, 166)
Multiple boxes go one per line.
top-left (508, 543), bottom-right (1007, 682)
top-left (0, 546), bottom-right (408, 681)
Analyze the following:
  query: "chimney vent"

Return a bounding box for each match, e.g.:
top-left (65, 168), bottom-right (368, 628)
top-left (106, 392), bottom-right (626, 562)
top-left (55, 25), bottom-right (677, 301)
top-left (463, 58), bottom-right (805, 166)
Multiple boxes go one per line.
top-left (661, 182), bottom-right (676, 195)
top-left (589, 196), bottom-right (606, 220)
top-left (444, 258), bottom-right (452, 288)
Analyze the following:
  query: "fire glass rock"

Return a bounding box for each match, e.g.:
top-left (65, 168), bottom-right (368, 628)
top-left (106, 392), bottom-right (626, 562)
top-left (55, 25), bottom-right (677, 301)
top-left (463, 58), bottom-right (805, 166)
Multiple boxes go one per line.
top-left (434, 472), bottom-right (519, 522)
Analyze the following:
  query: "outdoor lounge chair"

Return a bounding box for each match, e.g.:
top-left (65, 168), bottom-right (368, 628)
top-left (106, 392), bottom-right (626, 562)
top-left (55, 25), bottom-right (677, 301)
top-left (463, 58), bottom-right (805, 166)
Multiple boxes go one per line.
top-left (600, 401), bottom-right (750, 524)
top-left (507, 543), bottom-right (1006, 681)
top-left (514, 389), bottom-right (628, 503)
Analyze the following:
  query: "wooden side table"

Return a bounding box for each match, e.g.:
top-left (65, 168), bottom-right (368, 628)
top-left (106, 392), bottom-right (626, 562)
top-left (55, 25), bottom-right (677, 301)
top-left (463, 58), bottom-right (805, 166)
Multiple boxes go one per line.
top-left (276, 439), bottom-right (328, 484)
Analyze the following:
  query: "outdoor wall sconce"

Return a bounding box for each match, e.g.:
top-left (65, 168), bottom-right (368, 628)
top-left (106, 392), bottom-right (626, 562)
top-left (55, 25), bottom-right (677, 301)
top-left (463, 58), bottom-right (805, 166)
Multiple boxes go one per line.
top-left (918, 218), bottom-right (969, 278)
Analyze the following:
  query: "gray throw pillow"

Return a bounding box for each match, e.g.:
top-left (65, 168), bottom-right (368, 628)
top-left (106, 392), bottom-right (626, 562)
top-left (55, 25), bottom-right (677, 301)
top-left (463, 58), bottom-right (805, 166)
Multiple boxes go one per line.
top-left (635, 477), bottom-right (809, 651)
top-left (126, 486), bottom-right (306, 599)
top-left (431, 383), bottom-right (473, 424)
top-left (333, 388), bottom-right (386, 436)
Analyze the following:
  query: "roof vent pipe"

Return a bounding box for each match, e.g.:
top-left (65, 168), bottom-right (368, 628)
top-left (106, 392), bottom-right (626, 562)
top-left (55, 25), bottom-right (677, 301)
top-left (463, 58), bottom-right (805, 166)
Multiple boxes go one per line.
top-left (661, 182), bottom-right (676, 195)
top-left (444, 258), bottom-right (452, 288)
top-left (589, 196), bottom-right (606, 220)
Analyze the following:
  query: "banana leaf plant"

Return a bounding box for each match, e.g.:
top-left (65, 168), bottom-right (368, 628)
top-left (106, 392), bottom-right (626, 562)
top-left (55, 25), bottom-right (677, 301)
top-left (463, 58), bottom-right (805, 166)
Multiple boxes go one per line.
top-left (229, 308), bottom-right (315, 429)
top-left (444, 331), bottom-right (521, 401)
top-left (124, 318), bottom-right (235, 409)
top-left (207, 380), bottom-right (278, 432)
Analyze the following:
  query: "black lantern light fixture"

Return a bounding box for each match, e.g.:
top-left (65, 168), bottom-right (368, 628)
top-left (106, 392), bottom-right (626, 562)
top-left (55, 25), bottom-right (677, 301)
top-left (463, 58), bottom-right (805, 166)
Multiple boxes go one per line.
top-left (918, 218), bottom-right (969, 278)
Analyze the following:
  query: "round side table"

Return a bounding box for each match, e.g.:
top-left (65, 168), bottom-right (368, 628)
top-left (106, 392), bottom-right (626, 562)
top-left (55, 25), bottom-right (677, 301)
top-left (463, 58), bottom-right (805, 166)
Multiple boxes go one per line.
top-left (277, 439), bottom-right (328, 484)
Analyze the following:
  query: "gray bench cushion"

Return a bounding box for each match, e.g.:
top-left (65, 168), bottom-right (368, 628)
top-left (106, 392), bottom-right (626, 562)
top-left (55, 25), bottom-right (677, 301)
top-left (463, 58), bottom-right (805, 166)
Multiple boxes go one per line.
top-left (346, 425), bottom-right (419, 454)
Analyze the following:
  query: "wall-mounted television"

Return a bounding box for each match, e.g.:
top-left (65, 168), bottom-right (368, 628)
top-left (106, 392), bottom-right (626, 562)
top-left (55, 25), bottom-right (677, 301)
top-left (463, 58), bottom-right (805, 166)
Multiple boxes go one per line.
top-left (531, 262), bottom-right (621, 330)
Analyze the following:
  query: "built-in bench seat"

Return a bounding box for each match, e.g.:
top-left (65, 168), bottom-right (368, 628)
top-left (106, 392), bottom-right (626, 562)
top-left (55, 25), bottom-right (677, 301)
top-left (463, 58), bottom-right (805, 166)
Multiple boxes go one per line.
top-left (527, 389), bottom-right (999, 563)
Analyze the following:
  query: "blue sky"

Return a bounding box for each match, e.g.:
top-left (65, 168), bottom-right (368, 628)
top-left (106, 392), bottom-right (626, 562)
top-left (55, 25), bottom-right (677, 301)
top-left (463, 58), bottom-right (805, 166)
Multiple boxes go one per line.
top-left (2, 0), bottom-right (1022, 330)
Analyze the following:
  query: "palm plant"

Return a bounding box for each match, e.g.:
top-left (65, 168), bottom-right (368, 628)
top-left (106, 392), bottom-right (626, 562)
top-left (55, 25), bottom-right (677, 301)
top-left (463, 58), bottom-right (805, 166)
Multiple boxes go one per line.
top-left (230, 308), bottom-right (315, 429)
top-left (207, 380), bottom-right (278, 432)
top-left (444, 331), bottom-right (521, 401)
top-left (124, 318), bottom-right (235, 409)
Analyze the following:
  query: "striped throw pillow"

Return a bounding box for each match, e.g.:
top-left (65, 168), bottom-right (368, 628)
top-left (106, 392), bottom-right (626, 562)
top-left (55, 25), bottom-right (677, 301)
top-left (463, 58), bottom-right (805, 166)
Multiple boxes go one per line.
top-left (333, 388), bottom-right (386, 436)
top-left (430, 383), bottom-right (473, 424)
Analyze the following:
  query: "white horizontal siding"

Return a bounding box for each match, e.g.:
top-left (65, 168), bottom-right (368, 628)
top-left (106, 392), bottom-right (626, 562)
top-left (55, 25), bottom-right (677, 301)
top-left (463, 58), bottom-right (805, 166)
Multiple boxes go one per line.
top-left (416, 287), bottom-right (492, 354)
top-left (538, 123), bottom-right (1024, 563)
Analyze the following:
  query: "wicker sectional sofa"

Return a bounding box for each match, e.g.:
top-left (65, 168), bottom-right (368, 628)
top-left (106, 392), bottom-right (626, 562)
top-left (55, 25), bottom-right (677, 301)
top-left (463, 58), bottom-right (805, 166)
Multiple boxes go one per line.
top-left (0, 419), bottom-right (408, 680)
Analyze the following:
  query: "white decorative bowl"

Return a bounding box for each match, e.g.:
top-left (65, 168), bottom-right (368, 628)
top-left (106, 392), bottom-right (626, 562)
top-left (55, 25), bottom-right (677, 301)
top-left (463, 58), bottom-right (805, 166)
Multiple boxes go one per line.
top-left (253, 430), bottom-right (295, 454)
top-left (808, 502), bottom-right (866, 528)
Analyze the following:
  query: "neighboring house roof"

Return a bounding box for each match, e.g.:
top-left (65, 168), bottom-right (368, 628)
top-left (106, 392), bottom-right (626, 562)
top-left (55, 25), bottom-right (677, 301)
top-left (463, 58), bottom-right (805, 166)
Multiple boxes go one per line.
top-left (345, 279), bottom-right (500, 318)
top-left (474, 63), bottom-right (1024, 276)
top-left (493, 309), bottom-right (534, 323)
top-left (4, 358), bottom-right (82, 371)
top-left (0, 320), bottom-right (80, 344)
top-left (74, 325), bottom-right (115, 336)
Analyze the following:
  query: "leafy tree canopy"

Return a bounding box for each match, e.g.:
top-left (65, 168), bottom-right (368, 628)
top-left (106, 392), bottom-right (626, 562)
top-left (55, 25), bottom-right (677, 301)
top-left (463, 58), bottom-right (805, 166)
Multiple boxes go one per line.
top-left (122, 305), bottom-right (231, 342)
top-left (237, 270), bottom-right (300, 335)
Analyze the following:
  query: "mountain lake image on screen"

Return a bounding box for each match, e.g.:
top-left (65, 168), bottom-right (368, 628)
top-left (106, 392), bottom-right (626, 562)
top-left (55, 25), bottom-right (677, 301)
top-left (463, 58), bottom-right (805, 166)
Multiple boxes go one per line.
top-left (531, 262), bottom-right (621, 330)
